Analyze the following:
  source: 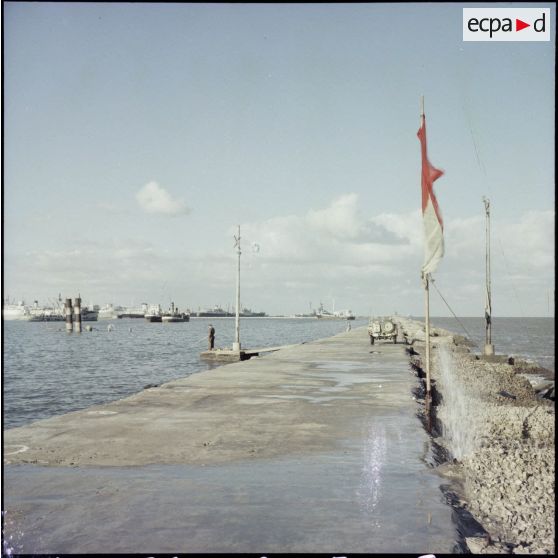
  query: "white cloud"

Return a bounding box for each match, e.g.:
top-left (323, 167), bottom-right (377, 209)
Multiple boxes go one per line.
top-left (306, 193), bottom-right (412, 245)
top-left (3, 193), bottom-right (553, 317)
top-left (496, 210), bottom-right (554, 270)
top-left (239, 194), bottom-right (415, 267)
top-left (230, 195), bottom-right (422, 314)
top-left (234, 196), bottom-right (554, 316)
top-left (371, 210), bottom-right (423, 244)
top-left (443, 210), bottom-right (554, 274)
top-left (136, 181), bottom-right (190, 215)
top-left (306, 193), bottom-right (362, 240)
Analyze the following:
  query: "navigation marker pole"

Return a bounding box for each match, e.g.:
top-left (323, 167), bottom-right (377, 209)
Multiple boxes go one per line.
top-left (73, 296), bottom-right (82, 333)
top-left (483, 197), bottom-right (494, 356)
top-left (65, 298), bottom-right (73, 333)
top-left (233, 225), bottom-right (241, 351)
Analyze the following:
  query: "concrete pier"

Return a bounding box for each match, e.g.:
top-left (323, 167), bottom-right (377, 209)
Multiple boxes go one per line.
top-left (199, 348), bottom-right (251, 361)
top-left (3, 327), bottom-right (458, 554)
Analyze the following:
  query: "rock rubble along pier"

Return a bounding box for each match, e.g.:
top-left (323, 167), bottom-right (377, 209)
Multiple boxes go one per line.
top-left (397, 317), bottom-right (555, 555)
top-left (4, 326), bottom-right (459, 554)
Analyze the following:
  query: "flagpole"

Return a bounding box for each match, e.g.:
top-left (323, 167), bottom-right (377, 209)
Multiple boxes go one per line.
top-left (420, 95), bottom-right (431, 397)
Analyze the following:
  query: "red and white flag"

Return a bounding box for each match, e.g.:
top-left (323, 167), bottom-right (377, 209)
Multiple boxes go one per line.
top-left (417, 114), bottom-right (444, 276)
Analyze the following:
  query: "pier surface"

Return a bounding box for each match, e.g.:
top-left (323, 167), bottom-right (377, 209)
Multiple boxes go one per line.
top-left (3, 327), bottom-right (457, 554)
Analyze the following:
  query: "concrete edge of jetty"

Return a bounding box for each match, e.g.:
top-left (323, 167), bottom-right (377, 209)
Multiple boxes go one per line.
top-left (200, 342), bottom-right (301, 361)
top-left (395, 317), bottom-right (555, 555)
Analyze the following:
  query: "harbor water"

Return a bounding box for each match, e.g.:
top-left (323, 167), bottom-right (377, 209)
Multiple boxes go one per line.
top-left (427, 316), bottom-right (555, 373)
top-left (2, 316), bottom-right (553, 430)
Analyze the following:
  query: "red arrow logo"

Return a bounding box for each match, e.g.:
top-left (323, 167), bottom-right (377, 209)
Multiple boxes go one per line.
top-left (516, 19), bottom-right (530, 31)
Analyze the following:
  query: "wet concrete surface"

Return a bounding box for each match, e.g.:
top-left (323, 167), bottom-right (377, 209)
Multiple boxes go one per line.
top-left (3, 327), bottom-right (459, 553)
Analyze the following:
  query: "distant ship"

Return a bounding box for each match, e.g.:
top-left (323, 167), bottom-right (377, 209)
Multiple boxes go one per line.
top-left (27, 313), bottom-right (64, 322)
top-left (315, 303), bottom-right (355, 320)
top-left (195, 306), bottom-right (234, 318)
top-left (98, 304), bottom-right (124, 320)
top-left (195, 306), bottom-right (266, 317)
top-left (161, 302), bottom-right (190, 323)
top-left (118, 303), bottom-right (148, 319)
top-left (145, 304), bottom-right (163, 323)
top-left (239, 308), bottom-right (267, 317)
top-left (27, 305), bottom-right (98, 322)
top-left (81, 307), bottom-right (99, 321)
top-left (162, 313), bottom-right (190, 323)
top-left (2, 300), bottom-right (30, 320)
top-left (4, 298), bottom-right (100, 322)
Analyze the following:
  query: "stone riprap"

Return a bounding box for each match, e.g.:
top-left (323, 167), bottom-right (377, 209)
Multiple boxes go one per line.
top-left (396, 317), bottom-right (555, 555)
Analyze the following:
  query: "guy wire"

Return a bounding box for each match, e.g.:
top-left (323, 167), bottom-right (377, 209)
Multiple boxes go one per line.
top-left (430, 277), bottom-right (477, 348)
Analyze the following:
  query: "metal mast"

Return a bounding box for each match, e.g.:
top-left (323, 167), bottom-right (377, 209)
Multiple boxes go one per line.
top-left (233, 225), bottom-right (241, 351)
top-left (483, 197), bottom-right (494, 355)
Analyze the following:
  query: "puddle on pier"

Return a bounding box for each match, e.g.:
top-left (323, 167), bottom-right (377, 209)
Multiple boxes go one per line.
top-left (263, 394), bottom-right (364, 404)
top-left (272, 359), bottom-right (401, 404)
top-left (4, 441), bottom-right (459, 553)
top-left (303, 359), bottom-right (401, 387)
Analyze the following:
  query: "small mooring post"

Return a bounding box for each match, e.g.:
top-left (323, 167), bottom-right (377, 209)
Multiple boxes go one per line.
top-left (483, 197), bottom-right (494, 356)
top-left (233, 225), bottom-right (241, 352)
top-left (73, 296), bottom-right (82, 333)
top-left (65, 298), bottom-right (73, 333)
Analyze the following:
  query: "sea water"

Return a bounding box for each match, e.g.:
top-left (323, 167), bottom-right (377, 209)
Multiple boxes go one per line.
top-left (428, 316), bottom-right (554, 373)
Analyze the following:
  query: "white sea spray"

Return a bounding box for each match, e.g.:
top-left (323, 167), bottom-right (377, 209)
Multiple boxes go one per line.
top-left (436, 344), bottom-right (483, 460)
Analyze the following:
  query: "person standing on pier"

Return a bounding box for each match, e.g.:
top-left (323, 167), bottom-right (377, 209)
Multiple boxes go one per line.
top-left (208, 324), bottom-right (215, 350)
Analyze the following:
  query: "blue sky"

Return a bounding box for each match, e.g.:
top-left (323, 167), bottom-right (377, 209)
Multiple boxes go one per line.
top-left (2, 2), bottom-right (555, 316)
